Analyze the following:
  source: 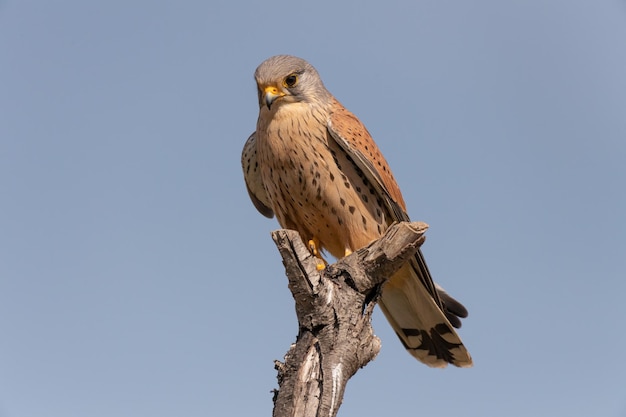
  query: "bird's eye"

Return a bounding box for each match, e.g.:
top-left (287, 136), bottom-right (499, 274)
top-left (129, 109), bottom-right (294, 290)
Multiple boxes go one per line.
top-left (283, 74), bottom-right (298, 88)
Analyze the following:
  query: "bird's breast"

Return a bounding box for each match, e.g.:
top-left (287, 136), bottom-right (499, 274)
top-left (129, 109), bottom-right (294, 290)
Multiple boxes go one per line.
top-left (256, 105), bottom-right (386, 258)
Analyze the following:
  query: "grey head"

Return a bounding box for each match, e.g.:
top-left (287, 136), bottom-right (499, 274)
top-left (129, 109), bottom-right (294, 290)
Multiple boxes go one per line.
top-left (254, 55), bottom-right (332, 110)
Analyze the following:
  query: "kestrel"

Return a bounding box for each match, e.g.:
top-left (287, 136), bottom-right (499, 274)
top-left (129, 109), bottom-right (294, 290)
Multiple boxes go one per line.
top-left (242, 55), bottom-right (472, 368)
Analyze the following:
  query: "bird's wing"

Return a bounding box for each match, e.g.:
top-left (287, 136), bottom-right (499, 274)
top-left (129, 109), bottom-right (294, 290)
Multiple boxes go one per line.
top-left (326, 99), bottom-right (442, 305)
top-left (241, 133), bottom-right (274, 218)
top-left (327, 99), bottom-right (409, 221)
top-left (327, 99), bottom-right (472, 367)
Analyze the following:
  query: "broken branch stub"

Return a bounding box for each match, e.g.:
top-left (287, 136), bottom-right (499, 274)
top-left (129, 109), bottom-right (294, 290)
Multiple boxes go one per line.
top-left (270, 221), bottom-right (428, 417)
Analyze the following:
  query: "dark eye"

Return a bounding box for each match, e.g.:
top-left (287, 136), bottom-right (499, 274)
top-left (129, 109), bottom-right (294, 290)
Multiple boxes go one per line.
top-left (283, 74), bottom-right (298, 88)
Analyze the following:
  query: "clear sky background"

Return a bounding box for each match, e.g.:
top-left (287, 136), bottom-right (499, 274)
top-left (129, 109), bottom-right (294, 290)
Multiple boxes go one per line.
top-left (1, 1), bottom-right (625, 416)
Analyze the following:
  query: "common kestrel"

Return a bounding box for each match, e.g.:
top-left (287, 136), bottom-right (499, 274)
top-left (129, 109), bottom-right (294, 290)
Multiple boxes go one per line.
top-left (242, 55), bottom-right (472, 368)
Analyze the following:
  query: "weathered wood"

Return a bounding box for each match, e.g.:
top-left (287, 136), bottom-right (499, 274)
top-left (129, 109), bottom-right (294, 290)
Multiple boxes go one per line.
top-left (271, 221), bottom-right (428, 417)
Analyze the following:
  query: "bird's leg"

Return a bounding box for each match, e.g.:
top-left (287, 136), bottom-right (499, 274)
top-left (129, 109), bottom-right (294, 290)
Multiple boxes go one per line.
top-left (308, 238), bottom-right (327, 271)
top-left (344, 249), bottom-right (353, 257)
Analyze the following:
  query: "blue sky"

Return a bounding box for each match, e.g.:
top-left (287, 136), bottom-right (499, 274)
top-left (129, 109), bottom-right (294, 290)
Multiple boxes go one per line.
top-left (1, 1), bottom-right (625, 416)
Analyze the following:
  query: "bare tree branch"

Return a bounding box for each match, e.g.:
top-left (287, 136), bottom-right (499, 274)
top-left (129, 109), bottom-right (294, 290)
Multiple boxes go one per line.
top-left (271, 221), bottom-right (428, 417)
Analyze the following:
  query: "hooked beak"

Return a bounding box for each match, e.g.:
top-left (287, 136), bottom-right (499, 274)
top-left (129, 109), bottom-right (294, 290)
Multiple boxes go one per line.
top-left (263, 85), bottom-right (285, 109)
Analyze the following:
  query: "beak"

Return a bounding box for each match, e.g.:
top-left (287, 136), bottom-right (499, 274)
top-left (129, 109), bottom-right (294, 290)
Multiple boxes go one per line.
top-left (263, 85), bottom-right (285, 109)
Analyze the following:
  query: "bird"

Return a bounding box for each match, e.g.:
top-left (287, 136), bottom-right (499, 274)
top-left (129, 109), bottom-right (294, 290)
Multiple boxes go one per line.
top-left (241, 55), bottom-right (472, 368)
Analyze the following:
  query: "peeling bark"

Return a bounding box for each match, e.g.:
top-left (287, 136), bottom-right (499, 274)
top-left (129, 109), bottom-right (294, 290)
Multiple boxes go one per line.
top-left (270, 221), bottom-right (428, 417)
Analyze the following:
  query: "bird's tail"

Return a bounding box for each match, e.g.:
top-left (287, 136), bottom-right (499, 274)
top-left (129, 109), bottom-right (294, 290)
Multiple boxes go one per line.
top-left (378, 255), bottom-right (473, 368)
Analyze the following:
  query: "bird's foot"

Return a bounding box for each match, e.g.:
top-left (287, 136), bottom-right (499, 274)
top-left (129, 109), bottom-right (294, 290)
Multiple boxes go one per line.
top-left (308, 239), bottom-right (327, 271)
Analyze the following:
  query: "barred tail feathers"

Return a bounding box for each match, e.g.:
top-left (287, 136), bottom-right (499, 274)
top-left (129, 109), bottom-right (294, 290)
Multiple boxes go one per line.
top-left (379, 264), bottom-right (473, 368)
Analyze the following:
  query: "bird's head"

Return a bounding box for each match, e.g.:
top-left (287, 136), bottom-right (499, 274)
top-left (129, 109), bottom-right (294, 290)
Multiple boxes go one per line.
top-left (254, 55), bottom-right (331, 111)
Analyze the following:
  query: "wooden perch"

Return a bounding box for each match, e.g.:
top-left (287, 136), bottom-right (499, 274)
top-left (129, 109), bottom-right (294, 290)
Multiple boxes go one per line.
top-left (270, 221), bottom-right (429, 417)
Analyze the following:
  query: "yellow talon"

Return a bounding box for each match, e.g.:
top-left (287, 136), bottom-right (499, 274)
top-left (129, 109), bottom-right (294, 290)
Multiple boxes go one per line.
top-left (308, 239), bottom-right (327, 270)
top-left (344, 249), bottom-right (353, 257)
top-left (308, 239), bottom-right (319, 256)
